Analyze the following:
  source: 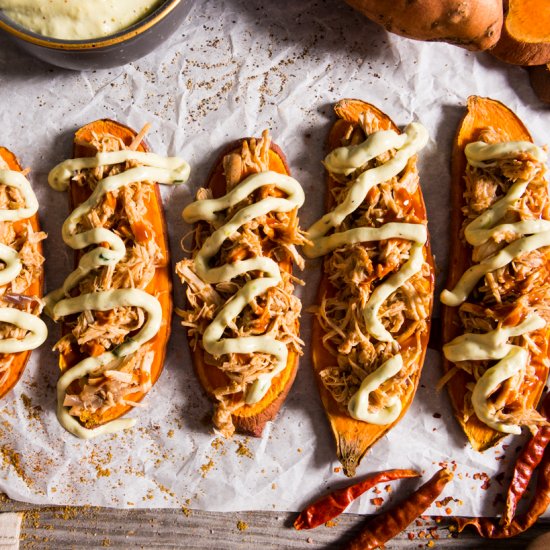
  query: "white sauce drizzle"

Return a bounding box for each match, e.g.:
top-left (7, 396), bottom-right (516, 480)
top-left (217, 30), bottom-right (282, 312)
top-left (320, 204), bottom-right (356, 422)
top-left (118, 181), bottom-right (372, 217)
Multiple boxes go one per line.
top-left (304, 122), bottom-right (429, 424)
top-left (47, 149), bottom-right (189, 439)
top-left (0, 169), bottom-right (47, 355)
top-left (444, 315), bottom-right (545, 434)
top-left (441, 140), bottom-right (547, 307)
top-left (441, 140), bottom-right (548, 433)
top-left (182, 170), bottom-right (305, 405)
top-left (347, 354), bottom-right (403, 424)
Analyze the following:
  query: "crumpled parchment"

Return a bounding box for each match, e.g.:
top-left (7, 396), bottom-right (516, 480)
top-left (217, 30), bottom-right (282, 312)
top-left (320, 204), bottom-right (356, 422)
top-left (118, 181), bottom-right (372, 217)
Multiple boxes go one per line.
top-left (0, 0), bottom-right (548, 516)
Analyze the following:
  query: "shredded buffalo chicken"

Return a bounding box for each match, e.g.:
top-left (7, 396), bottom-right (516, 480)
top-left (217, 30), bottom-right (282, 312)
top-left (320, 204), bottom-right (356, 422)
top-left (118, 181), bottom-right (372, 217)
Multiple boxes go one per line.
top-left (447, 128), bottom-right (550, 430)
top-left (0, 157), bottom-right (46, 389)
top-left (54, 128), bottom-right (164, 424)
top-left (176, 131), bottom-right (305, 437)
top-left (316, 113), bottom-right (432, 413)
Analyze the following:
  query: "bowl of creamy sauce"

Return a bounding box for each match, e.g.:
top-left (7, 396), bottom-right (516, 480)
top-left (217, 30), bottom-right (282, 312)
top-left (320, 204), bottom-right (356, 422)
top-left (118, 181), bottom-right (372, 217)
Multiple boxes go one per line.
top-left (0, 0), bottom-right (193, 69)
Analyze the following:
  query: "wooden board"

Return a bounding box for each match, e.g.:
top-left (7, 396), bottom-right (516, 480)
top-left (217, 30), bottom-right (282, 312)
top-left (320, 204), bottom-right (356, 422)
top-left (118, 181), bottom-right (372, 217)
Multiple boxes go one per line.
top-left (1, 495), bottom-right (547, 549)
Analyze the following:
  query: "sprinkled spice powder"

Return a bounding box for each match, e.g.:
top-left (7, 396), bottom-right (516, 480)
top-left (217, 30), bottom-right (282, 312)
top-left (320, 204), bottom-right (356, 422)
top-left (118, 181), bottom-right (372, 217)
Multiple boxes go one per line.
top-left (200, 458), bottom-right (215, 478)
top-left (181, 505), bottom-right (192, 517)
top-left (235, 440), bottom-right (253, 459)
top-left (1, 447), bottom-right (32, 486)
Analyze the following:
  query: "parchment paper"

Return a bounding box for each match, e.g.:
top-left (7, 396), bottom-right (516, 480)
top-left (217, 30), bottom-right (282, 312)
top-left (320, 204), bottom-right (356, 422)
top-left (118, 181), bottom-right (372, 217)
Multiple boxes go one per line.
top-left (0, 0), bottom-right (548, 517)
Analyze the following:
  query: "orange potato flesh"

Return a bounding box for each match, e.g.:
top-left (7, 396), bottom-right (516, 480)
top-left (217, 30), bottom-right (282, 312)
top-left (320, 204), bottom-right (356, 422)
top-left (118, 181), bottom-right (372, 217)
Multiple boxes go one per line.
top-left (58, 119), bottom-right (172, 428)
top-left (0, 147), bottom-right (44, 399)
top-left (491, 0), bottom-right (550, 66)
top-left (443, 96), bottom-right (550, 451)
top-left (312, 99), bottom-right (435, 477)
top-left (507, 0), bottom-right (550, 43)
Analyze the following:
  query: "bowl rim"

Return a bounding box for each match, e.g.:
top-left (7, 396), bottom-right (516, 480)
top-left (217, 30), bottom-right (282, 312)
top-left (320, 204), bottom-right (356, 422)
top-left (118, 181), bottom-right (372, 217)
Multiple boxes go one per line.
top-left (0, 0), bottom-right (181, 50)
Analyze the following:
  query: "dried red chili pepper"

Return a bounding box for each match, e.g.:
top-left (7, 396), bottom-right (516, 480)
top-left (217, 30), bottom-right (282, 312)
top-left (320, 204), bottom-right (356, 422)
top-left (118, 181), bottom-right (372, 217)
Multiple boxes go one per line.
top-left (343, 468), bottom-right (453, 550)
top-left (502, 394), bottom-right (550, 526)
top-left (455, 452), bottom-right (550, 538)
top-left (455, 394), bottom-right (550, 538)
top-left (293, 469), bottom-right (419, 530)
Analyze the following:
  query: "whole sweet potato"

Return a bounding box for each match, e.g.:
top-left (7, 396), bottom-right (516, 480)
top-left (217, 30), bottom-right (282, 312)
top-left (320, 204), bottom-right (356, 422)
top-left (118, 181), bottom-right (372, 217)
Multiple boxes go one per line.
top-left (344, 0), bottom-right (503, 51)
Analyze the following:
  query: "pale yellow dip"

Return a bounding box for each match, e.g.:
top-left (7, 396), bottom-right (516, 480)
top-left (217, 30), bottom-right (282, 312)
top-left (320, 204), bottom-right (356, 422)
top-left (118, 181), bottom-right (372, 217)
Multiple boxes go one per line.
top-left (0, 0), bottom-right (164, 40)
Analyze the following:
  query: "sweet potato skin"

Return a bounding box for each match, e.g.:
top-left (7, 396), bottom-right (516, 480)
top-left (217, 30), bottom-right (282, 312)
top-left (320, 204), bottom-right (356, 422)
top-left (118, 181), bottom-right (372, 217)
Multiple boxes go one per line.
top-left (344, 0), bottom-right (503, 51)
top-left (528, 64), bottom-right (550, 103)
top-left (442, 96), bottom-right (550, 451)
top-left (0, 148), bottom-right (44, 399)
top-left (312, 99), bottom-right (434, 476)
top-left (189, 140), bottom-right (301, 437)
top-left (59, 119), bottom-right (172, 428)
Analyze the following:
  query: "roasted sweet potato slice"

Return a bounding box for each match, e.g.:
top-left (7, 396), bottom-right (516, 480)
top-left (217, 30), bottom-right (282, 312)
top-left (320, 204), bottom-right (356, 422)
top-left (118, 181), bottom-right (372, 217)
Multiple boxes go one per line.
top-left (178, 134), bottom-right (303, 437)
top-left (442, 96), bottom-right (550, 451)
top-left (491, 0), bottom-right (550, 66)
top-left (310, 99), bottom-right (434, 476)
top-left (52, 119), bottom-right (173, 432)
top-left (0, 147), bottom-right (45, 398)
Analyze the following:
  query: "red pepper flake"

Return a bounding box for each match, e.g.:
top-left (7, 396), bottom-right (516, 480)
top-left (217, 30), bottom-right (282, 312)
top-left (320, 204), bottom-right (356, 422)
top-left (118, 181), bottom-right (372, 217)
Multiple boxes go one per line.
top-left (427, 541), bottom-right (435, 548)
top-left (445, 507), bottom-right (452, 515)
top-left (371, 498), bottom-right (384, 507)
top-left (373, 487), bottom-right (381, 495)
top-left (325, 520), bottom-right (339, 528)
top-left (418, 530), bottom-right (426, 538)
top-left (384, 485), bottom-right (392, 493)
top-left (333, 467), bottom-right (341, 474)
top-left (436, 496), bottom-right (452, 507)
top-left (415, 519), bottom-right (423, 527)
top-left (473, 472), bottom-right (491, 490)
top-left (408, 532), bottom-right (415, 540)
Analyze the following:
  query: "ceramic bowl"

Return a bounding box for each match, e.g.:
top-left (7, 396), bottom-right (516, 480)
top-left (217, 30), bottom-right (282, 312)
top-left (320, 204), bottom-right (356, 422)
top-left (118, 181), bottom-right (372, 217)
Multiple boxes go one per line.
top-left (0, 0), bottom-right (193, 70)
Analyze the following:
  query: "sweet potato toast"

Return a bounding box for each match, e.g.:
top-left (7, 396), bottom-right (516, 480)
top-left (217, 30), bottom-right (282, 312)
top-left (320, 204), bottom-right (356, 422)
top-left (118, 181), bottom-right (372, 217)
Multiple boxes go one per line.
top-left (305, 99), bottom-right (434, 476)
top-left (0, 147), bottom-right (46, 398)
top-left (441, 96), bottom-right (550, 451)
top-left (47, 119), bottom-right (189, 438)
top-left (177, 131), bottom-right (305, 437)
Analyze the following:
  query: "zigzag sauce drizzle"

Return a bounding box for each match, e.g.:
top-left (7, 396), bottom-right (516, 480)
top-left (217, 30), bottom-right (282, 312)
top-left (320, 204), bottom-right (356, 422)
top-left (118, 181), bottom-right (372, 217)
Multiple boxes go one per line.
top-left (182, 170), bottom-right (305, 405)
top-left (304, 122), bottom-right (429, 424)
top-left (442, 140), bottom-right (548, 433)
top-left (46, 150), bottom-right (190, 439)
top-left (0, 169), bottom-right (47, 356)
